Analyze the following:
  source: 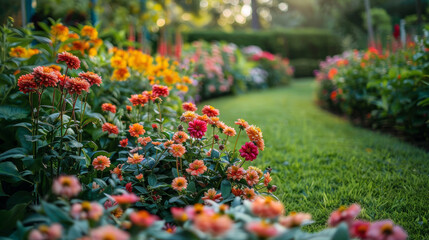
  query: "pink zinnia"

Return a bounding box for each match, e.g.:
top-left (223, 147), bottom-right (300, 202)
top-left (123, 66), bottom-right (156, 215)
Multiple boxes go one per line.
top-left (279, 212), bottom-right (312, 228)
top-left (367, 220), bottom-right (407, 240)
top-left (186, 159), bottom-right (207, 176)
top-left (111, 192), bottom-right (140, 205)
top-left (350, 220), bottom-right (371, 239)
top-left (79, 71), bottom-right (102, 86)
top-left (130, 210), bottom-right (159, 228)
top-left (70, 201), bottom-right (104, 221)
top-left (171, 207), bottom-right (188, 222)
top-left (152, 84), bottom-right (169, 98)
top-left (52, 175), bottom-right (81, 198)
top-left (90, 225), bottom-right (130, 240)
top-left (246, 221), bottom-right (278, 238)
top-left (65, 77), bottom-right (90, 95)
top-left (188, 119), bottom-right (207, 139)
top-left (57, 51), bottom-right (81, 69)
top-left (328, 204), bottom-right (361, 227)
top-left (239, 142), bottom-right (259, 161)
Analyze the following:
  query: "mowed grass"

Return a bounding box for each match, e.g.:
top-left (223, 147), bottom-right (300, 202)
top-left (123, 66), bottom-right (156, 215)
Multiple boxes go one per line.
top-left (199, 79), bottom-right (429, 239)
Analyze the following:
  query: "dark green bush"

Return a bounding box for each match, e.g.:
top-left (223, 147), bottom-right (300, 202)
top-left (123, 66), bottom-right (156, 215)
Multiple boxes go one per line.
top-left (182, 29), bottom-right (342, 60)
top-left (290, 58), bottom-right (321, 77)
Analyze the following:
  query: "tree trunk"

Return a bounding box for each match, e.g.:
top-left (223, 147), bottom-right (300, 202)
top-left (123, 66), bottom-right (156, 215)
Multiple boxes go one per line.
top-left (251, 0), bottom-right (261, 30)
top-left (364, 0), bottom-right (375, 47)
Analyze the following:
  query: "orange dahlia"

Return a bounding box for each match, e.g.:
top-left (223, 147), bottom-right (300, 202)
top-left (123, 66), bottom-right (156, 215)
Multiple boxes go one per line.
top-left (163, 140), bottom-right (174, 148)
top-left (81, 25), bottom-right (98, 40)
top-left (201, 188), bottom-right (223, 203)
top-left (128, 94), bottom-right (148, 106)
top-left (169, 144), bottom-right (186, 158)
top-left (57, 52), bottom-right (81, 70)
top-left (129, 123), bottom-right (145, 137)
top-left (137, 136), bottom-right (152, 146)
top-left (246, 169), bottom-right (260, 186)
top-left (127, 153), bottom-right (144, 164)
top-left (171, 177), bottom-right (187, 191)
top-left (173, 131), bottom-right (188, 143)
top-left (152, 84), bottom-right (169, 98)
top-left (92, 156), bottom-right (111, 171)
top-left (182, 102), bottom-right (197, 112)
top-left (181, 111), bottom-right (197, 122)
top-left (186, 159), bottom-right (207, 176)
top-left (102, 123), bottom-right (119, 135)
top-left (235, 119), bottom-right (249, 129)
top-left (223, 126), bottom-right (236, 137)
top-left (243, 188), bottom-right (257, 201)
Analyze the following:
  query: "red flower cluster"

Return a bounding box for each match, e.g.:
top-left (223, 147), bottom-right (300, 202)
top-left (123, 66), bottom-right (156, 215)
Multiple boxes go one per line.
top-left (57, 51), bottom-right (81, 69)
top-left (102, 123), bottom-right (119, 135)
top-left (33, 66), bottom-right (61, 88)
top-left (101, 103), bottom-right (117, 113)
top-left (17, 74), bottom-right (37, 93)
top-left (152, 85), bottom-right (169, 98)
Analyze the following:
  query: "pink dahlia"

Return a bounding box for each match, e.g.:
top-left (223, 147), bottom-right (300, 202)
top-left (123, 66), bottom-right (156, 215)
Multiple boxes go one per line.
top-left (52, 175), bottom-right (81, 198)
top-left (188, 119), bottom-right (207, 139)
top-left (367, 220), bottom-right (407, 240)
top-left (350, 220), bottom-right (371, 239)
top-left (152, 84), bottom-right (169, 98)
top-left (328, 204), bottom-right (361, 227)
top-left (79, 71), bottom-right (102, 86)
top-left (239, 142), bottom-right (259, 161)
top-left (65, 77), bottom-right (90, 95)
top-left (57, 51), bottom-right (81, 69)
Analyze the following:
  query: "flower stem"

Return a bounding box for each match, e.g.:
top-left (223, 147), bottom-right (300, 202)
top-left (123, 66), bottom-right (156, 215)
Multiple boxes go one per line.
top-left (176, 157), bottom-right (180, 177)
top-left (232, 128), bottom-right (242, 153)
top-left (211, 126), bottom-right (216, 150)
top-left (157, 102), bottom-right (163, 132)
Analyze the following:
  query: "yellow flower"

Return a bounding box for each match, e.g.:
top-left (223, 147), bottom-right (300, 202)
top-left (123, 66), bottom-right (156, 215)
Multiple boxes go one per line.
top-left (176, 84), bottom-right (188, 93)
top-left (50, 23), bottom-right (69, 42)
top-left (112, 68), bottom-right (130, 81)
top-left (9, 46), bottom-right (27, 58)
top-left (89, 48), bottom-right (97, 57)
top-left (110, 56), bottom-right (127, 68)
top-left (81, 25), bottom-right (98, 40)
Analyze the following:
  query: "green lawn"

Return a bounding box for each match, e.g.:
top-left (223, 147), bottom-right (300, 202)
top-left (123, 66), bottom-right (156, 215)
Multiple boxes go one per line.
top-left (200, 79), bottom-right (429, 239)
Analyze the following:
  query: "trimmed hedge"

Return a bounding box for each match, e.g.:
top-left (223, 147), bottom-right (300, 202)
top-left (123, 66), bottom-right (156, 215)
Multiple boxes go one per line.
top-left (182, 29), bottom-right (342, 60)
top-left (290, 58), bottom-right (321, 78)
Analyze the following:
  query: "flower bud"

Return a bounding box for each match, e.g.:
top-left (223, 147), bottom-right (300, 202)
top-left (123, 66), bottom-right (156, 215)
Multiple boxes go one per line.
top-left (178, 124), bottom-right (184, 131)
top-left (214, 134), bottom-right (219, 141)
top-left (219, 144), bottom-right (225, 151)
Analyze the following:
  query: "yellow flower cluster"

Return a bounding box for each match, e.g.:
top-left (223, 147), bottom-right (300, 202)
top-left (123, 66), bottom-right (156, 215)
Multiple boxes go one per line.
top-left (109, 48), bottom-right (192, 92)
top-left (9, 46), bottom-right (40, 58)
top-left (50, 23), bottom-right (103, 57)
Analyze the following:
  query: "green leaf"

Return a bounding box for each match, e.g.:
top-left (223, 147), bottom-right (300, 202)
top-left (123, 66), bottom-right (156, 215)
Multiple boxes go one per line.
top-left (91, 150), bottom-right (111, 159)
top-left (0, 105), bottom-right (29, 121)
top-left (41, 200), bottom-right (73, 224)
top-left (0, 161), bottom-right (21, 183)
top-left (148, 174), bottom-right (157, 186)
top-left (187, 181), bottom-right (196, 192)
top-left (220, 180), bottom-right (231, 199)
top-left (0, 148), bottom-right (27, 162)
top-left (0, 203), bottom-right (28, 236)
top-left (211, 149), bottom-right (220, 159)
top-left (332, 223), bottom-right (350, 240)
top-left (134, 186), bottom-right (148, 194)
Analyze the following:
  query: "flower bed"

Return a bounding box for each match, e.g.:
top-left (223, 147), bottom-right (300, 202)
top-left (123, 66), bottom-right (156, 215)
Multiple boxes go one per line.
top-left (0, 19), bottom-right (407, 239)
top-left (315, 42), bottom-right (429, 146)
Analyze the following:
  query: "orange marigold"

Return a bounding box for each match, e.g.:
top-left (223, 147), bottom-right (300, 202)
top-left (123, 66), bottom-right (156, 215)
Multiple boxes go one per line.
top-left (50, 23), bottom-right (69, 42)
top-left (81, 25), bottom-right (98, 40)
top-left (129, 123), bottom-right (145, 137)
top-left (112, 68), bottom-right (130, 81)
top-left (186, 159), bottom-right (207, 176)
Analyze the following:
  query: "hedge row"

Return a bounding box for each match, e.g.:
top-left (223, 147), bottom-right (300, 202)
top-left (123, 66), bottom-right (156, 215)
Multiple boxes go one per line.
top-left (182, 29), bottom-right (342, 60)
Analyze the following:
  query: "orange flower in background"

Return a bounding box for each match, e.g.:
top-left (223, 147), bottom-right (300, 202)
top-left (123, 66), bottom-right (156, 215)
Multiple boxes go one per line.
top-left (9, 46), bottom-right (27, 58)
top-left (68, 33), bottom-right (79, 39)
top-left (248, 166), bottom-right (263, 178)
top-left (135, 173), bottom-right (143, 180)
top-left (126, 105), bottom-right (132, 112)
top-left (138, 136), bottom-right (152, 146)
top-left (111, 164), bottom-right (123, 181)
top-left (246, 221), bottom-right (278, 238)
top-left (246, 169), bottom-right (260, 186)
top-left (176, 84), bottom-right (188, 93)
top-left (215, 121), bottom-right (226, 130)
top-left (182, 102), bottom-right (197, 112)
top-left (181, 111), bottom-right (197, 122)
top-left (202, 105), bottom-right (220, 117)
top-left (57, 52), bottom-right (81, 70)
top-left (186, 159), bottom-right (207, 176)
top-left (330, 90), bottom-right (337, 101)
top-left (92, 156), bottom-right (111, 171)
top-left (169, 144), bottom-right (186, 157)
top-left (172, 177), bottom-right (187, 191)
top-left (196, 114), bottom-right (210, 123)
top-left (128, 94), bottom-right (148, 106)
top-left (224, 126), bottom-right (236, 137)
top-left (81, 25), bottom-right (98, 40)
top-left (71, 40), bottom-right (90, 54)
top-left (101, 103), bottom-right (116, 113)
top-left (328, 68), bottom-right (338, 80)
top-left (127, 153), bottom-right (144, 164)
top-left (112, 68), bottom-right (130, 81)
top-left (129, 123), bottom-right (145, 137)
top-left (152, 141), bottom-right (162, 146)
top-left (52, 175), bottom-right (81, 198)
top-left (279, 212), bottom-right (312, 228)
top-left (130, 210), bottom-right (159, 228)
top-left (49, 65), bottom-right (62, 71)
top-left (111, 192), bottom-right (140, 205)
top-left (50, 23), bottom-right (69, 42)
top-left (102, 123), bottom-right (119, 135)
top-left (264, 172), bottom-right (272, 186)
top-left (232, 187), bottom-right (243, 197)
top-left (90, 225), bottom-right (129, 240)
top-left (251, 196), bottom-right (284, 219)
top-left (194, 214), bottom-right (233, 237)
top-left (235, 119), bottom-right (249, 129)
top-left (164, 140), bottom-right (174, 148)
top-left (173, 131), bottom-right (188, 143)
top-left (245, 125), bottom-right (264, 151)
top-left (110, 56), bottom-right (127, 69)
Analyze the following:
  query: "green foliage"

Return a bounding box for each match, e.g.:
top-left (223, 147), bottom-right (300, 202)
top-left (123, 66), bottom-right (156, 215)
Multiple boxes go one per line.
top-left (182, 29), bottom-right (342, 60)
top-left (290, 58), bottom-right (321, 78)
top-left (203, 80), bottom-right (429, 239)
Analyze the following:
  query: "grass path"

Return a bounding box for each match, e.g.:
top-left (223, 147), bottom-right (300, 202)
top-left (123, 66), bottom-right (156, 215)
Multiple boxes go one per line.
top-left (200, 79), bottom-right (429, 239)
